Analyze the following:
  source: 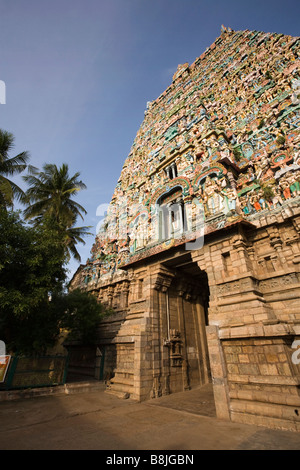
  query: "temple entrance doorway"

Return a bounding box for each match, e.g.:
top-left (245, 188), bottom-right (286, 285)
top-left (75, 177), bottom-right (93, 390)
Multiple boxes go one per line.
top-left (161, 254), bottom-right (211, 394)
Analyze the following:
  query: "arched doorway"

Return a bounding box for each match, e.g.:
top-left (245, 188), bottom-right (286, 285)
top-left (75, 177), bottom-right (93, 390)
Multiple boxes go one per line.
top-left (155, 186), bottom-right (186, 242)
top-left (157, 254), bottom-right (211, 394)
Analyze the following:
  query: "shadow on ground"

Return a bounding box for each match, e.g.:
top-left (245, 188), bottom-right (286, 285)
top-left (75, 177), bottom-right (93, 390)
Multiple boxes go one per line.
top-left (1, 382), bottom-right (300, 450)
top-left (147, 383), bottom-right (216, 418)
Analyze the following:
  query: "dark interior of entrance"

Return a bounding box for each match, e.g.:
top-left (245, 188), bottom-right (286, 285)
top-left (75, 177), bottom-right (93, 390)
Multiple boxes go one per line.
top-left (161, 254), bottom-right (211, 394)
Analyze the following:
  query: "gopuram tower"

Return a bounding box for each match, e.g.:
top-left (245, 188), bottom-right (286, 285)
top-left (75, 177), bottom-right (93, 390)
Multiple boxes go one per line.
top-left (70, 27), bottom-right (300, 431)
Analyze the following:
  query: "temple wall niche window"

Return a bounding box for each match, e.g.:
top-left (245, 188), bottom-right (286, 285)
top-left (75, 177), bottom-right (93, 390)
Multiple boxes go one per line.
top-left (138, 279), bottom-right (144, 298)
top-left (158, 199), bottom-right (185, 241)
top-left (222, 251), bottom-right (232, 274)
top-left (264, 255), bottom-right (276, 272)
top-left (165, 162), bottom-right (178, 180)
top-left (170, 201), bottom-right (184, 235)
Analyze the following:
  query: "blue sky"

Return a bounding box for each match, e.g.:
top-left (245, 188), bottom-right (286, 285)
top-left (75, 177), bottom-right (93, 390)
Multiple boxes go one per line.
top-left (0, 0), bottom-right (299, 279)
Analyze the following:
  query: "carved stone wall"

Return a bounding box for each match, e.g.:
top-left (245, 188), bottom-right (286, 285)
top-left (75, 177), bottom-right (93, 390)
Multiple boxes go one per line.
top-left (223, 337), bottom-right (300, 429)
top-left (69, 27), bottom-right (300, 431)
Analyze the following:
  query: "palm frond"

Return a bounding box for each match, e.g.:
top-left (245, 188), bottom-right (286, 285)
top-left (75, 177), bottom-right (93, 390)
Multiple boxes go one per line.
top-left (1, 151), bottom-right (30, 175)
top-left (22, 162), bottom-right (89, 261)
top-left (0, 176), bottom-right (13, 206)
top-left (0, 130), bottom-right (14, 159)
top-left (0, 129), bottom-right (30, 206)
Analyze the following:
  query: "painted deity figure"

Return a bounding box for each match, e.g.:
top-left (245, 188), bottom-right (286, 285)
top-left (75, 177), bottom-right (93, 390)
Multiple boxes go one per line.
top-left (205, 135), bottom-right (220, 157)
top-left (223, 187), bottom-right (237, 212)
top-left (198, 188), bottom-right (210, 218)
top-left (240, 194), bottom-right (251, 215)
top-left (132, 215), bottom-right (149, 250)
top-left (287, 171), bottom-right (300, 197)
top-left (250, 191), bottom-right (262, 212)
top-left (247, 165), bottom-right (256, 182)
top-left (256, 153), bottom-right (271, 180)
top-left (279, 176), bottom-right (292, 200)
top-left (204, 176), bottom-right (224, 215)
top-left (272, 186), bottom-right (284, 208)
top-left (258, 189), bottom-right (269, 209)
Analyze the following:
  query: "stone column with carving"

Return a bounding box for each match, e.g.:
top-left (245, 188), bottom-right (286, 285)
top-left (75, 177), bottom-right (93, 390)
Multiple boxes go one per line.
top-left (267, 224), bottom-right (286, 268)
top-left (107, 285), bottom-right (114, 308)
top-left (150, 265), bottom-right (175, 398)
top-left (120, 280), bottom-right (130, 309)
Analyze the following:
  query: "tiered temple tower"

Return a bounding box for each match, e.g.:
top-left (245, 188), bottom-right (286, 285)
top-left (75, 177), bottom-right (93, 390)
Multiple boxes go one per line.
top-left (70, 27), bottom-right (300, 431)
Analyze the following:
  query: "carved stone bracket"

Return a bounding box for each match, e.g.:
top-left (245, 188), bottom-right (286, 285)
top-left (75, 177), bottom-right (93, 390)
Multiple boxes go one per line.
top-left (152, 265), bottom-right (175, 292)
top-left (267, 225), bottom-right (283, 249)
top-left (176, 278), bottom-right (200, 301)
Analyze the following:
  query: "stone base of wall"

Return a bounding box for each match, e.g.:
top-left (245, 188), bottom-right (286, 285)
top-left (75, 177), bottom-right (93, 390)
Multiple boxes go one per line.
top-left (230, 402), bottom-right (300, 432)
top-left (224, 337), bottom-right (300, 431)
top-left (74, 209), bottom-right (300, 431)
top-left (207, 331), bottom-right (300, 432)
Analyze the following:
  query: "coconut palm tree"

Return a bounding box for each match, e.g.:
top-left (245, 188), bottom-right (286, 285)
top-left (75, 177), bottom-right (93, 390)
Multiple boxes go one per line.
top-left (62, 220), bottom-right (92, 262)
top-left (0, 129), bottom-right (30, 207)
top-left (23, 163), bottom-right (87, 224)
top-left (23, 163), bottom-right (91, 261)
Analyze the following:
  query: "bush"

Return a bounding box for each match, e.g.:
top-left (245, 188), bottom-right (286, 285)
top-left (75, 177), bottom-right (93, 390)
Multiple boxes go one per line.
top-left (0, 208), bottom-right (66, 354)
top-left (51, 289), bottom-right (112, 345)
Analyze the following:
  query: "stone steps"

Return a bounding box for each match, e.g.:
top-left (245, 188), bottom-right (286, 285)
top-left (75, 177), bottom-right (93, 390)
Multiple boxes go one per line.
top-left (106, 370), bottom-right (134, 399)
top-left (0, 380), bottom-right (106, 402)
top-left (105, 388), bottom-right (131, 399)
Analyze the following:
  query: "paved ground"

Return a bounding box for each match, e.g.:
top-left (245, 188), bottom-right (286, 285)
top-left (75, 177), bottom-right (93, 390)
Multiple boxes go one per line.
top-left (0, 382), bottom-right (300, 451)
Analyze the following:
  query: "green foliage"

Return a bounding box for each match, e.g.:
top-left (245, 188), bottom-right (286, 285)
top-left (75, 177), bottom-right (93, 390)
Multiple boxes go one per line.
top-left (265, 71), bottom-right (272, 80)
top-left (23, 163), bottom-right (87, 225)
top-left (276, 135), bottom-right (286, 147)
top-left (0, 129), bottom-right (30, 207)
top-left (261, 185), bottom-right (274, 201)
top-left (232, 148), bottom-right (242, 161)
top-left (0, 131), bottom-right (97, 356)
top-left (23, 163), bottom-right (92, 262)
top-left (0, 208), bottom-right (66, 354)
top-left (0, 209), bottom-right (109, 354)
top-left (50, 289), bottom-right (112, 345)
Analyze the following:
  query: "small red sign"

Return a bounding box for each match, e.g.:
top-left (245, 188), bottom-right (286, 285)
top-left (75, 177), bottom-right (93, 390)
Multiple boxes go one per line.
top-left (0, 356), bottom-right (11, 383)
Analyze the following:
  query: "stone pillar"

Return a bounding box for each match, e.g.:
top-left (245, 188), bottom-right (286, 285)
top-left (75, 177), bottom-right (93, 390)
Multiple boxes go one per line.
top-left (107, 285), bottom-right (114, 308)
top-left (168, 203), bottom-right (173, 239)
top-left (171, 162), bottom-right (177, 179)
top-left (193, 299), bottom-right (211, 384)
top-left (206, 325), bottom-right (231, 420)
top-left (161, 285), bottom-right (171, 395)
top-left (150, 265), bottom-right (175, 398)
top-left (179, 200), bottom-right (184, 234)
top-left (231, 232), bottom-right (253, 274)
top-left (120, 280), bottom-right (130, 308)
top-left (267, 225), bottom-right (286, 268)
top-left (177, 280), bottom-right (191, 391)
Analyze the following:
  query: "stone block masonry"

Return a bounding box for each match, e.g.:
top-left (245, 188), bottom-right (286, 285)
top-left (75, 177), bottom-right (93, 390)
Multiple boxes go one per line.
top-left (69, 26), bottom-right (300, 431)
